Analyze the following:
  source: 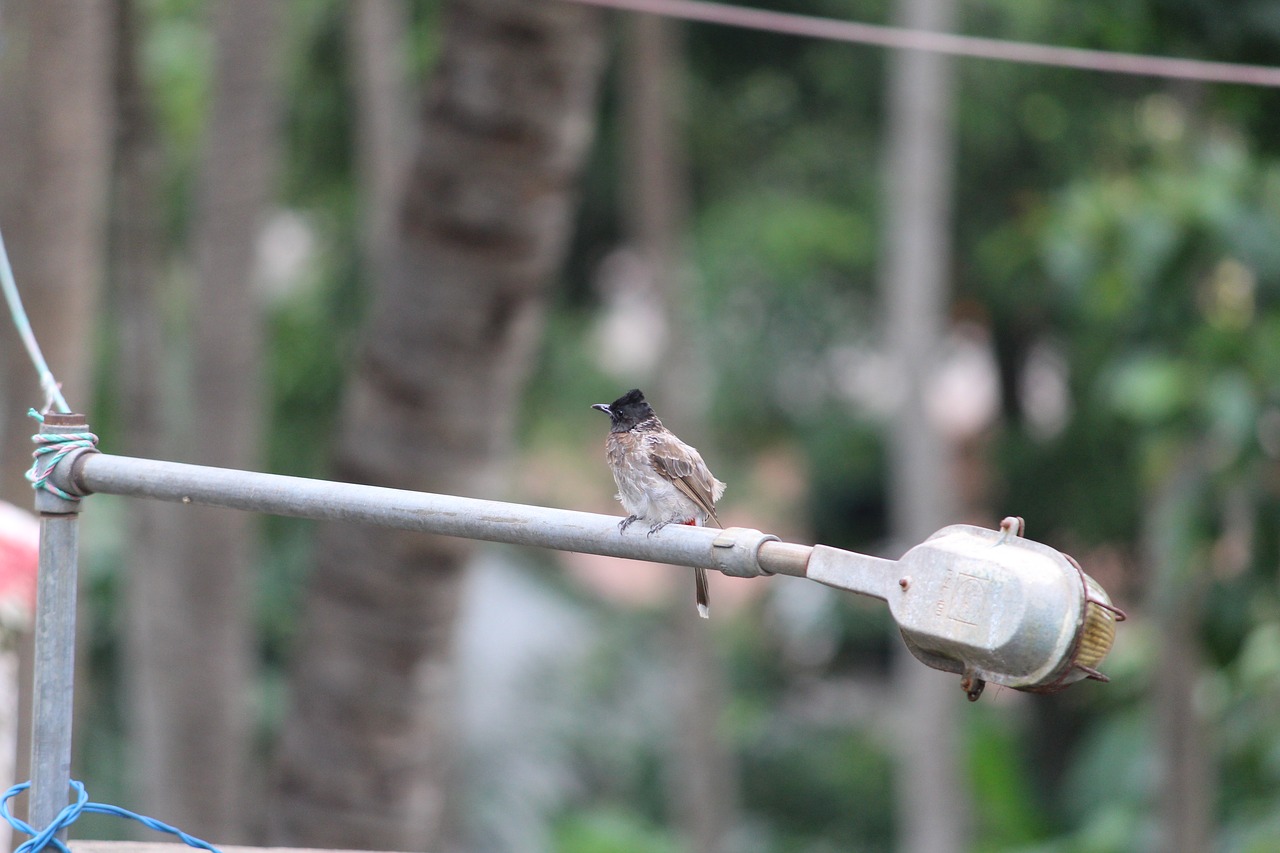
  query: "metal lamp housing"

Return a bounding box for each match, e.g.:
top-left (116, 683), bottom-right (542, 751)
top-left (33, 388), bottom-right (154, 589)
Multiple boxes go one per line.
top-left (892, 525), bottom-right (1120, 694)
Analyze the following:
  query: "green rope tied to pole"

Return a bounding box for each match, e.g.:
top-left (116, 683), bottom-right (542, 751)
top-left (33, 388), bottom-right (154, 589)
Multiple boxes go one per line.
top-left (25, 410), bottom-right (97, 502)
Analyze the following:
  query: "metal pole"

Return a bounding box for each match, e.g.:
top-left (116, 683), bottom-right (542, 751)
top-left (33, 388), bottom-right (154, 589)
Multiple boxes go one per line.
top-left (64, 452), bottom-right (813, 580)
top-left (29, 413), bottom-right (93, 833)
top-left (29, 515), bottom-right (78, 831)
top-left (52, 447), bottom-right (1120, 696)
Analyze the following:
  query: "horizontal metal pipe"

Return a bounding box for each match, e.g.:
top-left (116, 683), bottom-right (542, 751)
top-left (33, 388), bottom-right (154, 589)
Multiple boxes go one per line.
top-left (56, 451), bottom-right (1121, 698)
top-left (67, 453), bottom-right (811, 577)
top-left (757, 540), bottom-right (813, 577)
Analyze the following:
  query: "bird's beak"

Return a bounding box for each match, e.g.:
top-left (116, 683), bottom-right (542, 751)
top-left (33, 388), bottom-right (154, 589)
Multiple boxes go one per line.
top-left (591, 403), bottom-right (611, 414)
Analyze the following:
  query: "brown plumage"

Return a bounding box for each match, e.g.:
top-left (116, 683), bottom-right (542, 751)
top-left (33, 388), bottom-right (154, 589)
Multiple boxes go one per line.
top-left (592, 389), bottom-right (726, 618)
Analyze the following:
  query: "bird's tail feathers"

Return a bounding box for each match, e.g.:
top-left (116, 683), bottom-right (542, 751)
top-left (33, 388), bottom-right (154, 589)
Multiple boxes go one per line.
top-left (695, 566), bottom-right (710, 619)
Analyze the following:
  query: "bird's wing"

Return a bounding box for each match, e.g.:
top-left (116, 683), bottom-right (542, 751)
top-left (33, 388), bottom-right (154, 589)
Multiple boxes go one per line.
top-left (647, 432), bottom-right (725, 527)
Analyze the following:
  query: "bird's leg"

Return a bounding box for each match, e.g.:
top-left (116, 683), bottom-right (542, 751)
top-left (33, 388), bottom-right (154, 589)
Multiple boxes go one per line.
top-left (619, 515), bottom-right (640, 533)
top-left (648, 517), bottom-right (694, 537)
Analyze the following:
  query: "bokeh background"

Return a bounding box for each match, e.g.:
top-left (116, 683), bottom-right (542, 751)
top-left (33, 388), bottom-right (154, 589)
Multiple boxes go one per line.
top-left (2, 1), bottom-right (1279, 851)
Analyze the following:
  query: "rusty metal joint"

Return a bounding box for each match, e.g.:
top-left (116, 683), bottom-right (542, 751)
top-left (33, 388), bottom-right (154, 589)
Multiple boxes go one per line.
top-left (31, 414), bottom-right (99, 515)
top-left (44, 446), bottom-right (99, 502)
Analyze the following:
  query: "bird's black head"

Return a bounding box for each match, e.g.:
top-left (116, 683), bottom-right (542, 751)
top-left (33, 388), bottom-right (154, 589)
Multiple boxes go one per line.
top-left (592, 388), bottom-right (657, 432)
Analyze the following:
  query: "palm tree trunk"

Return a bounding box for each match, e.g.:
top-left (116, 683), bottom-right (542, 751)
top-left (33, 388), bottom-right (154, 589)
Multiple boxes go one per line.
top-left (0, 0), bottom-right (111, 502)
top-left (349, 0), bottom-right (413, 285)
top-left (105, 0), bottom-right (192, 835)
top-left (269, 2), bottom-right (606, 848)
top-left (156, 0), bottom-right (281, 841)
top-left (0, 1), bottom-right (112, 822)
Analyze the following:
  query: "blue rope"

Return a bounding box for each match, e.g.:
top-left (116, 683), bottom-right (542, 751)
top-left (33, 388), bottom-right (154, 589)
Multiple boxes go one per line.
top-left (0, 780), bottom-right (222, 853)
top-left (25, 409), bottom-right (98, 502)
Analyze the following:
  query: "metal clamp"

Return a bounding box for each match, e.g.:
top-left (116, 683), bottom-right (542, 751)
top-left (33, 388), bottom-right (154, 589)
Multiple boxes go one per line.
top-left (709, 527), bottom-right (780, 578)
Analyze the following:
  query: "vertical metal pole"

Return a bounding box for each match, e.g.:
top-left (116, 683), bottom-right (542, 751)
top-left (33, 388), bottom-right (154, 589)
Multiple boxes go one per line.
top-left (29, 516), bottom-right (78, 831)
top-left (28, 413), bottom-right (90, 833)
top-left (881, 0), bottom-right (967, 849)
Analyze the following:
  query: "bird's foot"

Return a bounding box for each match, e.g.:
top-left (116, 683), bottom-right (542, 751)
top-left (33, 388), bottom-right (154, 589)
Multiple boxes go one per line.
top-left (646, 520), bottom-right (670, 537)
top-left (619, 515), bottom-right (640, 533)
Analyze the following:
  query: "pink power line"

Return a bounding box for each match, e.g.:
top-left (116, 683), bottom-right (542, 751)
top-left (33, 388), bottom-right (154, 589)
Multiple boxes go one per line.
top-left (566, 0), bottom-right (1280, 88)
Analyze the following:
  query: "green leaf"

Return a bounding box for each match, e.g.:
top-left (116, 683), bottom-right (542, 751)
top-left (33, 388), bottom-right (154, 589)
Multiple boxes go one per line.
top-left (1104, 353), bottom-right (1189, 423)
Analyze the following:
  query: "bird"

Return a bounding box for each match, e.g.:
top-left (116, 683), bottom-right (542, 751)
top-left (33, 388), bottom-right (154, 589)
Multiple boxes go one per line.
top-left (592, 389), bottom-right (726, 618)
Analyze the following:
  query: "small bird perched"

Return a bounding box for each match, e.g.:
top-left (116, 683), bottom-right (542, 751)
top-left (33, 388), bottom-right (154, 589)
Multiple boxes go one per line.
top-left (592, 389), bottom-right (726, 618)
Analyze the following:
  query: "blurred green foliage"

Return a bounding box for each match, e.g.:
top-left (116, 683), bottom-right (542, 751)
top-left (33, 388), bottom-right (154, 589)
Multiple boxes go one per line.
top-left (554, 809), bottom-right (683, 853)
top-left (81, 0), bottom-right (1280, 850)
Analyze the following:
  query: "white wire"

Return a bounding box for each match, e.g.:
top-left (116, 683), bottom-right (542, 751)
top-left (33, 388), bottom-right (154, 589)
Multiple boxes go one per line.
top-left (0, 229), bottom-right (71, 414)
